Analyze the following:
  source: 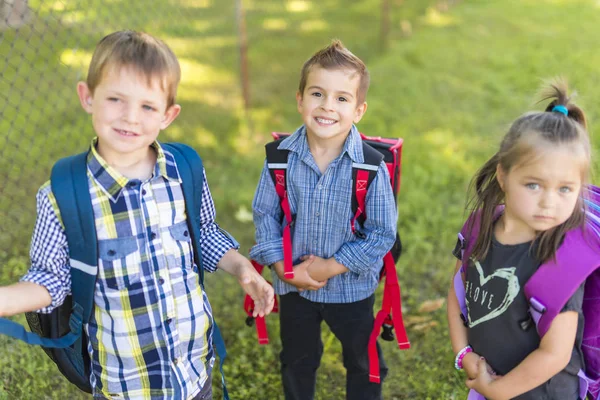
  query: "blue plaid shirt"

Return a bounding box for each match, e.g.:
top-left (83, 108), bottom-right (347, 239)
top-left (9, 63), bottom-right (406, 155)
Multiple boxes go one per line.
top-left (249, 125), bottom-right (397, 303)
top-left (22, 140), bottom-right (237, 400)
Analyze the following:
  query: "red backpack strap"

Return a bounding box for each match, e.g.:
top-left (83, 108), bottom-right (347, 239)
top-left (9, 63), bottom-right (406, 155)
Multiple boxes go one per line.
top-left (244, 260), bottom-right (279, 344)
top-left (265, 139), bottom-right (294, 279)
top-left (351, 142), bottom-right (382, 236)
top-left (353, 142), bottom-right (411, 383)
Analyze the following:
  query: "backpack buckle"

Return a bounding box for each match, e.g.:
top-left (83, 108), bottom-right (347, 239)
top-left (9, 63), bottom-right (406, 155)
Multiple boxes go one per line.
top-left (69, 304), bottom-right (84, 333)
top-left (519, 313), bottom-right (534, 331)
top-left (355, 230), bottom-right (366, 239)
top-left (529, 297), bottom-right (546, 314)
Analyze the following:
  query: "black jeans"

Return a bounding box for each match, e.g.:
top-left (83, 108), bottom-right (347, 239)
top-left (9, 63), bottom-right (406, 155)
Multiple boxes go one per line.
top-left (279, 293), bottom-right (387, 400)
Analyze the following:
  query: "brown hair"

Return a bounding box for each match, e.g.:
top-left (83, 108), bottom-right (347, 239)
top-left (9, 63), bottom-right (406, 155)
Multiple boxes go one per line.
top-left (298, 39), bottom-right (370, 104)
top-left (467, 78), bottom-right (591, 263)
top-left (86, 30), bottom-right (181, 108)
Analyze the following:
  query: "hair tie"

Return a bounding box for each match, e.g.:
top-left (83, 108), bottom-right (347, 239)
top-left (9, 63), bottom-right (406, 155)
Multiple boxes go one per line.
top-left (552, 105), bottom-right (568, 116)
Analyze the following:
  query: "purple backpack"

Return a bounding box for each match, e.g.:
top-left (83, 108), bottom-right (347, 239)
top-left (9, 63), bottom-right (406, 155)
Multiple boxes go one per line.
top-left (453, 185), bottom-right (600, 400)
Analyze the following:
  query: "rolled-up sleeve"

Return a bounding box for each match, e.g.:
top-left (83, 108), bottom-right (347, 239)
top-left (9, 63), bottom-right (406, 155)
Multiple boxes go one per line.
top-left (198, 170), bottom-right (239, 272)
top-left (21, 186), bottom-right (71, 313)
top-left (249, 161), bottom-right (285, 266)
top-left (333, 161), bottom-right (397, 274)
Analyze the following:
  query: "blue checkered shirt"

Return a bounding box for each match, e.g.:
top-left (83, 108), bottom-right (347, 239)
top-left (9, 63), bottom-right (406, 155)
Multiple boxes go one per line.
top-left (21, 140), bottom-right (237, 400)
top-left (249, 125), bottom-right (397, 303)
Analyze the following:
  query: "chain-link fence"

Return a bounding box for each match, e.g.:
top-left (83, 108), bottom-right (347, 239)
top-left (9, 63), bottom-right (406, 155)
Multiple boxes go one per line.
top-left (0, 0), bottom-right (244, 260)
top-left (1, 0), bottom-right (443, 262)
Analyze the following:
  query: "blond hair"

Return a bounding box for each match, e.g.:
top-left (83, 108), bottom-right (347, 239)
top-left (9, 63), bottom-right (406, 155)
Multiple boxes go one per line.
top-left (86, 30), bottom-right (181, 108)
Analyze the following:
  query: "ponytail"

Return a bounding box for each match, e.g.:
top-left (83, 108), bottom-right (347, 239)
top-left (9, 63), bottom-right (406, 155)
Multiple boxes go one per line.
top-left (465, 77), bottom-right (591, 264)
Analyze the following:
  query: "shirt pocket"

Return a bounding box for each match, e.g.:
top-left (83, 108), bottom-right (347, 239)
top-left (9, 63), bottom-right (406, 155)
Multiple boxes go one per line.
top-left (98, 236), bottom-right (141, 290)
top-left (168, 220), bottom-right (194, 269)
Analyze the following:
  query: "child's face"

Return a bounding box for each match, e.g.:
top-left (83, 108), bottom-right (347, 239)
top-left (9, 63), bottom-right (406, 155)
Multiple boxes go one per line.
top-left (77, 65), bottom-right (180, 163)
top-left (296, 66), bottom-right (367, 145)
top-left (497, 146), bottom-right (583, 237)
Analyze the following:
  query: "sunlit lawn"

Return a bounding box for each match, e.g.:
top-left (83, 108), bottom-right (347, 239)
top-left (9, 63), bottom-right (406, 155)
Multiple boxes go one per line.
top-left (1, 0), bottom-right (600, 398)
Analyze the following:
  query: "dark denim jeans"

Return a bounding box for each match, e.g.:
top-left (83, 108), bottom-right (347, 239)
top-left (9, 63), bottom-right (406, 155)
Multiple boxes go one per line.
top-left (279, 293), bottom-right (387, 400)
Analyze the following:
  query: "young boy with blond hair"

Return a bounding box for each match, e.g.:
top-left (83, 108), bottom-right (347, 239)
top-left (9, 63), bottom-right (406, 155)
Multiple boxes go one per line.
top-left (250, 40), bottom-right (397, 400)
top-left (0, 30), bottom-right (274, 400)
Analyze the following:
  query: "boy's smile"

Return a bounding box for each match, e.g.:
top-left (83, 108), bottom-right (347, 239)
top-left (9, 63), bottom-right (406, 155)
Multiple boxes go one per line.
top-left (296, 66), bottom-right (367, 148)
top-left (77, 66), bottom-right (180, 170)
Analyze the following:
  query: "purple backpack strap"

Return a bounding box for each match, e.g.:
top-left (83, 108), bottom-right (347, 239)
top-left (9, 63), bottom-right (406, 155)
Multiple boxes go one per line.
top-left (584, 268), bottom-right (600, 400)
top-left (524, 191), bottom-right (600, 400)
top-left (453, 211), bottom-right (481, 319)
top-left (453, 207), bottom-right (505, 319)
top-left (524, 226), bottom-right (600, 337)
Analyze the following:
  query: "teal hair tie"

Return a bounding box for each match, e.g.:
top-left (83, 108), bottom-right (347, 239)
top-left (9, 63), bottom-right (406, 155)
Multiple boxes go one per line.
top-left (552, 105), bottom-right (568, 116)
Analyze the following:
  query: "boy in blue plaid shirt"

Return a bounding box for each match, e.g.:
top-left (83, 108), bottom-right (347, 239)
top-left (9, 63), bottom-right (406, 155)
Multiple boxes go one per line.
top-left (0, 30), bottom-right (274, 400)
top-left (250, 40), bottom-right (397, 400)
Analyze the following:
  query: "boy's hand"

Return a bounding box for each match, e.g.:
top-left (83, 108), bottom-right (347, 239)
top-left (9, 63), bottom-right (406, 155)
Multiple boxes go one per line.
top-left (274, 258), bottom-right (327, 291)
top-left (302, 255), bottom-right (348, 282)
top-left (237, 263), bottom-right (275, 317)
top-left (217, 250), bottom-right (274, 317)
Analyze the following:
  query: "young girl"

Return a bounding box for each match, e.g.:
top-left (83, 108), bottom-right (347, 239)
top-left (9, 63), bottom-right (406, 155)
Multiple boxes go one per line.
top-left (447, 80), bottom-right (591, 400)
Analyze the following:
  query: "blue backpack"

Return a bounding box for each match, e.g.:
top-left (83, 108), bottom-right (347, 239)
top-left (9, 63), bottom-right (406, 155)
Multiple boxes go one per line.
top-left (0, 143), bottom-right (229, 399)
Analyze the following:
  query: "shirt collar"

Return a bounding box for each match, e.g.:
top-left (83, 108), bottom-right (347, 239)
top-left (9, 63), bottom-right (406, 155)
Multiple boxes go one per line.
top-left (86, 138), bottom-right (181, 202)
top-left (278, 124), bottom-right (364, 163)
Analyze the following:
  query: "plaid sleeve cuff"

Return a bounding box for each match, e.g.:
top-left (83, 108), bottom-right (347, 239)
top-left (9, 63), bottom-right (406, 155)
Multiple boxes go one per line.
top-left (249, 240), bottom-right (284, 267)
top-left (200, 225), bottom-right (239, 272)
top-left (333, 245), bottom-right (373, 275)
top-left (20, 269), bottom-right (71, 313)
top-left (23, 184), bottom-right (72, 313)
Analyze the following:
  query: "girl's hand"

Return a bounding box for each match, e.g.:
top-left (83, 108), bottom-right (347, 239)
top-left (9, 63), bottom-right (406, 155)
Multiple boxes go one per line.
top-left (462, 351), bottom-right (481, 379)
top-left (464, 353), bottom-right (500, 380)
top-left (466, 358), bottom-right (503, 399)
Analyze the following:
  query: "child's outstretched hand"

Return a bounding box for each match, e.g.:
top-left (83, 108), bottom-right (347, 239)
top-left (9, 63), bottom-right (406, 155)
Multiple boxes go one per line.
top-left (217, 249), bottom-right (275, 317)
top-left (237, 263), bottom-right (275, 317)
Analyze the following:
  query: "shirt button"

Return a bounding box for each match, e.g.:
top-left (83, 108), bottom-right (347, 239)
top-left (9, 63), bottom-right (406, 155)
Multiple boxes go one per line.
top-left (107, 249), bottom-right (116, 256)
top-left (142, 189), bottom-right (147, 195)
top-left (173, 358), bottom-right (179, 365)
top-left (150, 232), bottom-right (157, 240)
top-left (183, 230), bottom-right (189, 237)
top-left (313, 239), bottom-right (318, 244)
top-left (127, 181), bottom-right (138, 188)
top-left (166, 317), bottom-right (172, 325)
top-left (318, 185), bottom-right (323, 190)
top-left (158, 277), bottom-right (165, 285)
top-left (315, 212), bottom-right (320, 217)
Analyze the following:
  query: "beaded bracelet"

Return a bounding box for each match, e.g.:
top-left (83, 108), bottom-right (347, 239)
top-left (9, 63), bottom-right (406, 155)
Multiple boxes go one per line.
top-left (454, 345), bottom-right (473, 370)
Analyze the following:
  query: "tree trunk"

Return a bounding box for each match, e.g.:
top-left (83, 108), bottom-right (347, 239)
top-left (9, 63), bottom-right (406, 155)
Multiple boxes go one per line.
top-left (236, 0), bottom-right (251, 114)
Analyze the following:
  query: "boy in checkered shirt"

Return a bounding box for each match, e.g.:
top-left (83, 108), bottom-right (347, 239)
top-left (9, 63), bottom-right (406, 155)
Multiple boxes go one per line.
top-left (0, 30), bottom-right (274, 400)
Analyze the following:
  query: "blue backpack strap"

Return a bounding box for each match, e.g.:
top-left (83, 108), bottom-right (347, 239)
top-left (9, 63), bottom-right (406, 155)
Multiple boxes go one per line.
top-left (52, 152), bottom-right (98, 327)
top-left (161, 142), bottom-right (229, 400)
top-left (0, 152), bottom-right (94, 349)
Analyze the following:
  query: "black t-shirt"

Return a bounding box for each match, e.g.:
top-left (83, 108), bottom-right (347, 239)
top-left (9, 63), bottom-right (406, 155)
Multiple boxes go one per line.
top-left (454, 236), bottom-right (585, 400)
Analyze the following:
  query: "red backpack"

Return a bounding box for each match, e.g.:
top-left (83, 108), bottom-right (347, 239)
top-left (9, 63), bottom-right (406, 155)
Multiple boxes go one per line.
top-left (245, 132), bottom-right (410, 383)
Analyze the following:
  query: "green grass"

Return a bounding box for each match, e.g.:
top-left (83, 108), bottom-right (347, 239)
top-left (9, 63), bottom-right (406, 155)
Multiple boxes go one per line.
top-left (2, 0), bottom-right (600, 398)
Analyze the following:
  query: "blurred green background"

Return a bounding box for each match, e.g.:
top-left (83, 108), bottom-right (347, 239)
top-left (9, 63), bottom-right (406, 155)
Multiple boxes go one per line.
top-left (1, 0), bottom-right (599, 398)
